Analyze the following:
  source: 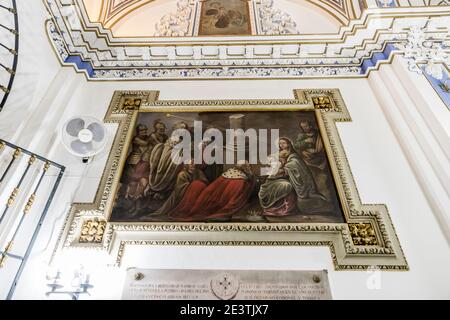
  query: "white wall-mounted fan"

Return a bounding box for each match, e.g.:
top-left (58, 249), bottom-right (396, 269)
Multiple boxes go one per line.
top-left (61, 116), bottom-right (107, 162)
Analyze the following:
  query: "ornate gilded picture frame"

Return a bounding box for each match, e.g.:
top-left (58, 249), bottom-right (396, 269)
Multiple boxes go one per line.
top-left (57, 89), bottom-right (408, 270)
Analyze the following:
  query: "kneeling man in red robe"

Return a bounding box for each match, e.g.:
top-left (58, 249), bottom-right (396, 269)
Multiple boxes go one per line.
top-left (171, 161), bottom-right (254, 221)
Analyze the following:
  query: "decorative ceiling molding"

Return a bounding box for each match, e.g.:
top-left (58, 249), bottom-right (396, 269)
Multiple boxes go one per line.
top-left (50, 0), bottom-right (450, 45)
top-left (97, 0), bottom-right (155, 28)
top-left (84, 0), bottom-right (347, 34)
top-left (154, 0), bottom-right (195, 37)
top-left (396, 0), bottom-right (450, 6)
top-left (45, 0), bottom-right (450, 79)
top-left (152, 0), bottom-right (300, 37)
top-left (256, 0), bottom-right (299, 35)
top-left (307, 0), bottom-right (356, 24)
top-left (396, 25), bottom-right (448, 74)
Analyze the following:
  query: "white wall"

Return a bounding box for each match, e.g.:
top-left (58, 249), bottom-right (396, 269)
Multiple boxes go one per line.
top-left (0, 0), bottom-right (61, 144)
top-left (0, 0), bottom-right (449, 301)
top-left (0, 74), bottom-right (447, 300)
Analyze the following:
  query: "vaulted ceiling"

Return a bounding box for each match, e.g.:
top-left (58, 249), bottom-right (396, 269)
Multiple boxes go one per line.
top-left (80, 0), bottom-right (353, 37)
top-left (44, 0), bottom-right (450, 80)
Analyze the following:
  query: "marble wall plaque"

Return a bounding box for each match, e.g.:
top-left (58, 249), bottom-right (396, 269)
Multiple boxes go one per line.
top-left (122, 269), bottom-right (332, 300)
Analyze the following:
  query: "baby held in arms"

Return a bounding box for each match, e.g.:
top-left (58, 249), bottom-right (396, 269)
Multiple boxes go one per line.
top-left (268, 150), bottom-right (290, 179)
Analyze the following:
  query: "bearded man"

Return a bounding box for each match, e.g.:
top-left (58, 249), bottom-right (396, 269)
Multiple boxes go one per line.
top-left (150, 160), bottom-right (209, 216)
top-left (294, 120), bottom-right (326, 170)
top-left (147, 135), bottom-right (183, 200)
top-left (148, 120), bottom-right (168, 147)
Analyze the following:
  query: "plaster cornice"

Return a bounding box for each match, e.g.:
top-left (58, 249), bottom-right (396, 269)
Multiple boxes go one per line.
top-left (45, 0), bottom-right (450, 79)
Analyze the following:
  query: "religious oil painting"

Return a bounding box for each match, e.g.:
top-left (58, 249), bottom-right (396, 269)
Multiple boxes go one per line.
top-left (110, 111), bottom-right (345, 223)
top-left (198, 0), bottom-right (252, 36)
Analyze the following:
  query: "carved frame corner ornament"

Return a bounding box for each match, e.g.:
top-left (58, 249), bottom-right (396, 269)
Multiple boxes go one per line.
top-left (56, 89), bottom-right (407, 271)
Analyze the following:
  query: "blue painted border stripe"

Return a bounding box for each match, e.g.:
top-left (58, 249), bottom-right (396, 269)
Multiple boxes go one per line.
top-left (65, 55), bottom-right (94, 77)
top-left (62, 43), bottom-right (400, 78)
top-left (360, 43), bottom-right (397, 74)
